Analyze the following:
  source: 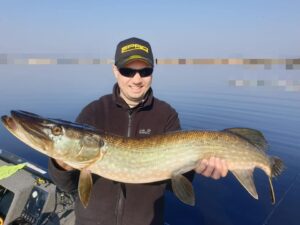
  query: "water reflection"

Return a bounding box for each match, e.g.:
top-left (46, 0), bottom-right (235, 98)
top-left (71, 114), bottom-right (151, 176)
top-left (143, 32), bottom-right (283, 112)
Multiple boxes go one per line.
top-left (0, 65), bottom-right (299, 225)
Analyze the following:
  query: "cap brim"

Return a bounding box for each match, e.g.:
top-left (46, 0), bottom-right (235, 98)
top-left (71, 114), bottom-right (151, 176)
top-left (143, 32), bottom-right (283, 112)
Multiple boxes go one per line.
top-left (116, 55), bottom-right (153, 68)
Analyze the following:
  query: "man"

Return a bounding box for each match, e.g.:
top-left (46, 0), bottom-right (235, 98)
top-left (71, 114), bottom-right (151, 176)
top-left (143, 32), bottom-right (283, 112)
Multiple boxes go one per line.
top-left (48, 37), bottom-right (228, 225)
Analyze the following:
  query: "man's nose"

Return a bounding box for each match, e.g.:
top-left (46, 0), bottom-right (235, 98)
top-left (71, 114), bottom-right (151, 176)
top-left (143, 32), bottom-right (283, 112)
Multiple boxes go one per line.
top-left (132, 72), bottom-right (142, 81)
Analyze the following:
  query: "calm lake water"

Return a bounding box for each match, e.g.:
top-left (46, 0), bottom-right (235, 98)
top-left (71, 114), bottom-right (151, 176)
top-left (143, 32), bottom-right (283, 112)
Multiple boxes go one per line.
top-left (0, 65), bottom-right (299, 225)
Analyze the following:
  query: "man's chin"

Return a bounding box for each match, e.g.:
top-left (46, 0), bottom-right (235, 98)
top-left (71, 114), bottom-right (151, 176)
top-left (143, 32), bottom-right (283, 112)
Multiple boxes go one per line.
top-left (128, 94), bottom-right (145, 103)
top-left (129, 91), bottom-right (144, 98)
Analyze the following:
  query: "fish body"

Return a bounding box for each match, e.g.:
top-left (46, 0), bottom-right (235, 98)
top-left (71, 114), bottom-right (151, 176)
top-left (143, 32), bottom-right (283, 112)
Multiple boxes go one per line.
top-left (89, 131), bottom-right (270, 183)
top-left (1, 110), bottom-right (284, 207)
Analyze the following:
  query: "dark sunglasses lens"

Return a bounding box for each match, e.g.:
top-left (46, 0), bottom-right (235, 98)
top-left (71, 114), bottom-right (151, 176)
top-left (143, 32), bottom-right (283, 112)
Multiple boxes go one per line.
top-left (139, 68), bottom-right (153, 77)
top-left (119, 68), bottom-right (153, 77)
top-left (119, 68), bottom-right (135, 77)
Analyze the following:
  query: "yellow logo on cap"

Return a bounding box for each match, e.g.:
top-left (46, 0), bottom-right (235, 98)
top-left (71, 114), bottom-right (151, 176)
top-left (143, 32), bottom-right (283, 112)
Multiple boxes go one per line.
top-left (121, 44), bottom-right (149, 54)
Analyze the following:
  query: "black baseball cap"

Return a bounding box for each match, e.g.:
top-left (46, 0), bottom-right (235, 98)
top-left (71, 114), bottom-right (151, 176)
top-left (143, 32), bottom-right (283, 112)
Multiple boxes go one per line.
top-left (115, 37), bottom-right (154, 68)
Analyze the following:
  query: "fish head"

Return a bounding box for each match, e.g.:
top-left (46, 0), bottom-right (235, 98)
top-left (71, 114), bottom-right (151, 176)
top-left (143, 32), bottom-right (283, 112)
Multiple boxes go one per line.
top-left (2, 110), bottom-right (56, 155)
top-left (1, 110), bottom-right (102, 161)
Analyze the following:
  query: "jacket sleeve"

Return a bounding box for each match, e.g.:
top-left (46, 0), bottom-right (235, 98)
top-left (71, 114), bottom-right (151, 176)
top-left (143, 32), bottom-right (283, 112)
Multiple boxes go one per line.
top-left (76, 101), bottom-right (97, 125)
top-left (48, 158), bottom-right (80, 192)
top-left (164, 106), bottom-right (181, 132)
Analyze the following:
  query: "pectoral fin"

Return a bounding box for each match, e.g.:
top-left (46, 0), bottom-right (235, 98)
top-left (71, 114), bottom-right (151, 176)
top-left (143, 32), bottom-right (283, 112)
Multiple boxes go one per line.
top-left (78, 168), bottom-right (93, 208)
top-left (171, 174), bottom-right (195, 206)
top-left (232, 169), bottom-right (258, 200)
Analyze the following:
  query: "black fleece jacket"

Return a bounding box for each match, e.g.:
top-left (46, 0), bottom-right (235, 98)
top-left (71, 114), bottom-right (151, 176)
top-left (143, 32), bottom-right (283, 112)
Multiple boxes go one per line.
top-left (48, 84), bottom-right (191, 225)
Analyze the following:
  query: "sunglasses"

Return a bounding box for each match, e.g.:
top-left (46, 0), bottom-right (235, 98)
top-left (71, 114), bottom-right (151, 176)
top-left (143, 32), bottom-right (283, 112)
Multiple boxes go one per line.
top-left (118, 67), bottom-right (153, 78)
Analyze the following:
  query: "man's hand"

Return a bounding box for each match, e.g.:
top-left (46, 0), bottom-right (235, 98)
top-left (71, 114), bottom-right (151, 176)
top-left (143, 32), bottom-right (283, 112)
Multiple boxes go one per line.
top-left (195, 157), bottom-right (228, 179)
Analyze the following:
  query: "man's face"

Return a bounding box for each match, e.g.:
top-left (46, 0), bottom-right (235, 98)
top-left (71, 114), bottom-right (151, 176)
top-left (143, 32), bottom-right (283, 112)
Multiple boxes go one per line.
top-left (113, 60), bottom-right (153, 107)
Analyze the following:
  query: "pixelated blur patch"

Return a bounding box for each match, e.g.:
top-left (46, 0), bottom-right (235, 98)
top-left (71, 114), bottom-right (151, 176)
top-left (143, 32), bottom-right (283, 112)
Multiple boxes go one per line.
top-left (0, 54), bottom-right (299, 69)
top-left (229, 79), bottom-right (300, 92)
top-left (0, 54), bottom-right (8, 64)
top-left (156, 58), bottom-right (300, 69)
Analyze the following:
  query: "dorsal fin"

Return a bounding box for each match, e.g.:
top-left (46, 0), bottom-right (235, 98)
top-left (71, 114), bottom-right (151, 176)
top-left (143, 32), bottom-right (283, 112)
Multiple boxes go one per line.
top-left (223, 128), bottom-right (268, 151)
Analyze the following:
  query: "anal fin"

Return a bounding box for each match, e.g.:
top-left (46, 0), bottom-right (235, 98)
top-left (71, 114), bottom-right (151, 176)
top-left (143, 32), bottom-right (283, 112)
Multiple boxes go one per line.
top-left (231, 169), bottom-right (258, 200)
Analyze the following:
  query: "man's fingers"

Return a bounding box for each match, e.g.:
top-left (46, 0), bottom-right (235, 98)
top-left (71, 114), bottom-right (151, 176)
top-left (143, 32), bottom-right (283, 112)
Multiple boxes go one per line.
top-left (220, 159), bottom-right (228, 177)
top-left (195, 159), bottom-right (208, 173)
top-left (211, 158), bottom-right (228, 179)
top-left (211, 157), bottom-right (221, 180)
top-left (195, 157), bottom-right (229, 180)
top-left (201, 157), bottom-right (215, 177)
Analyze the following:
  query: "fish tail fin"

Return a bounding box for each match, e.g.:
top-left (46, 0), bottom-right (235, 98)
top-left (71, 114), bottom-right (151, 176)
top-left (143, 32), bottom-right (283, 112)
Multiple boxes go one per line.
top-left (270, 156), bottom-right (284, 178)
top-left (268, 156), bottom-right (285, 204)
top-left (268, 177), bottom-right (276, 204)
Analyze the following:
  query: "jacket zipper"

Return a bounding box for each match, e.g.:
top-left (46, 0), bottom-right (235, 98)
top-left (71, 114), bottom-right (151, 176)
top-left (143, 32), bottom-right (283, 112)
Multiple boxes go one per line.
top-left (116, 110), bottom-right (133, 225)
top-left (127, 110), bottom-right (133, 137)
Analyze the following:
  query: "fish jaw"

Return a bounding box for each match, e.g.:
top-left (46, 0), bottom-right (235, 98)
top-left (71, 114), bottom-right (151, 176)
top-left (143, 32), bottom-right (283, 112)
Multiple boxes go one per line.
top-left (1, 115), bottom-right (17, 132)
top-left (1, 111), bottom-right (104, 170)
top-left (1, 111), bottom-right (55, 157)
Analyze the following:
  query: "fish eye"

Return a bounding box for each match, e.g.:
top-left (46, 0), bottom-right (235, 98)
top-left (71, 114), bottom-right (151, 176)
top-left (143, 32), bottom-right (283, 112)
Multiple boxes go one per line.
top-left (52, 126), bottom-right (62, 136)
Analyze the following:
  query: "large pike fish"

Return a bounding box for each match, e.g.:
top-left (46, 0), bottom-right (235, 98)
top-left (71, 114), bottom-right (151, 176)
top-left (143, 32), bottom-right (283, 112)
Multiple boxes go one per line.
top-left (1, 110), bottom-right (284, 208)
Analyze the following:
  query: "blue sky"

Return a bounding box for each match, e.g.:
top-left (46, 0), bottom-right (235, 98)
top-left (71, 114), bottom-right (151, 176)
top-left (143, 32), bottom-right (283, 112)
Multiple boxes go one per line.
top-left (0, 0), bottom-right (299, 57)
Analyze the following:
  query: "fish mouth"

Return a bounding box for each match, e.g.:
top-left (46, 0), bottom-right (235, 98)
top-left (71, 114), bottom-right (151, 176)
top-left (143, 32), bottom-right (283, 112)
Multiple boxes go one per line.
top-left (1, 115), bottom-right (18, 131)
top-left (2, 110), bottom-right (51, 142)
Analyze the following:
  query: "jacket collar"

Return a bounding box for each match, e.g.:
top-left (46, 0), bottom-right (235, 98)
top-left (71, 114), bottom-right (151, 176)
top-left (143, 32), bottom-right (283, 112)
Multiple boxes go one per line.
top-left (112, 83), bottom-right (154, 110)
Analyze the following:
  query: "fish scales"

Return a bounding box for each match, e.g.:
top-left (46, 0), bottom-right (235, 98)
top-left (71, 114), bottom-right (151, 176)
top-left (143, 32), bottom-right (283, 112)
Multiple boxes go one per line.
top-left (87, 131), bottom-right (271, 183)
